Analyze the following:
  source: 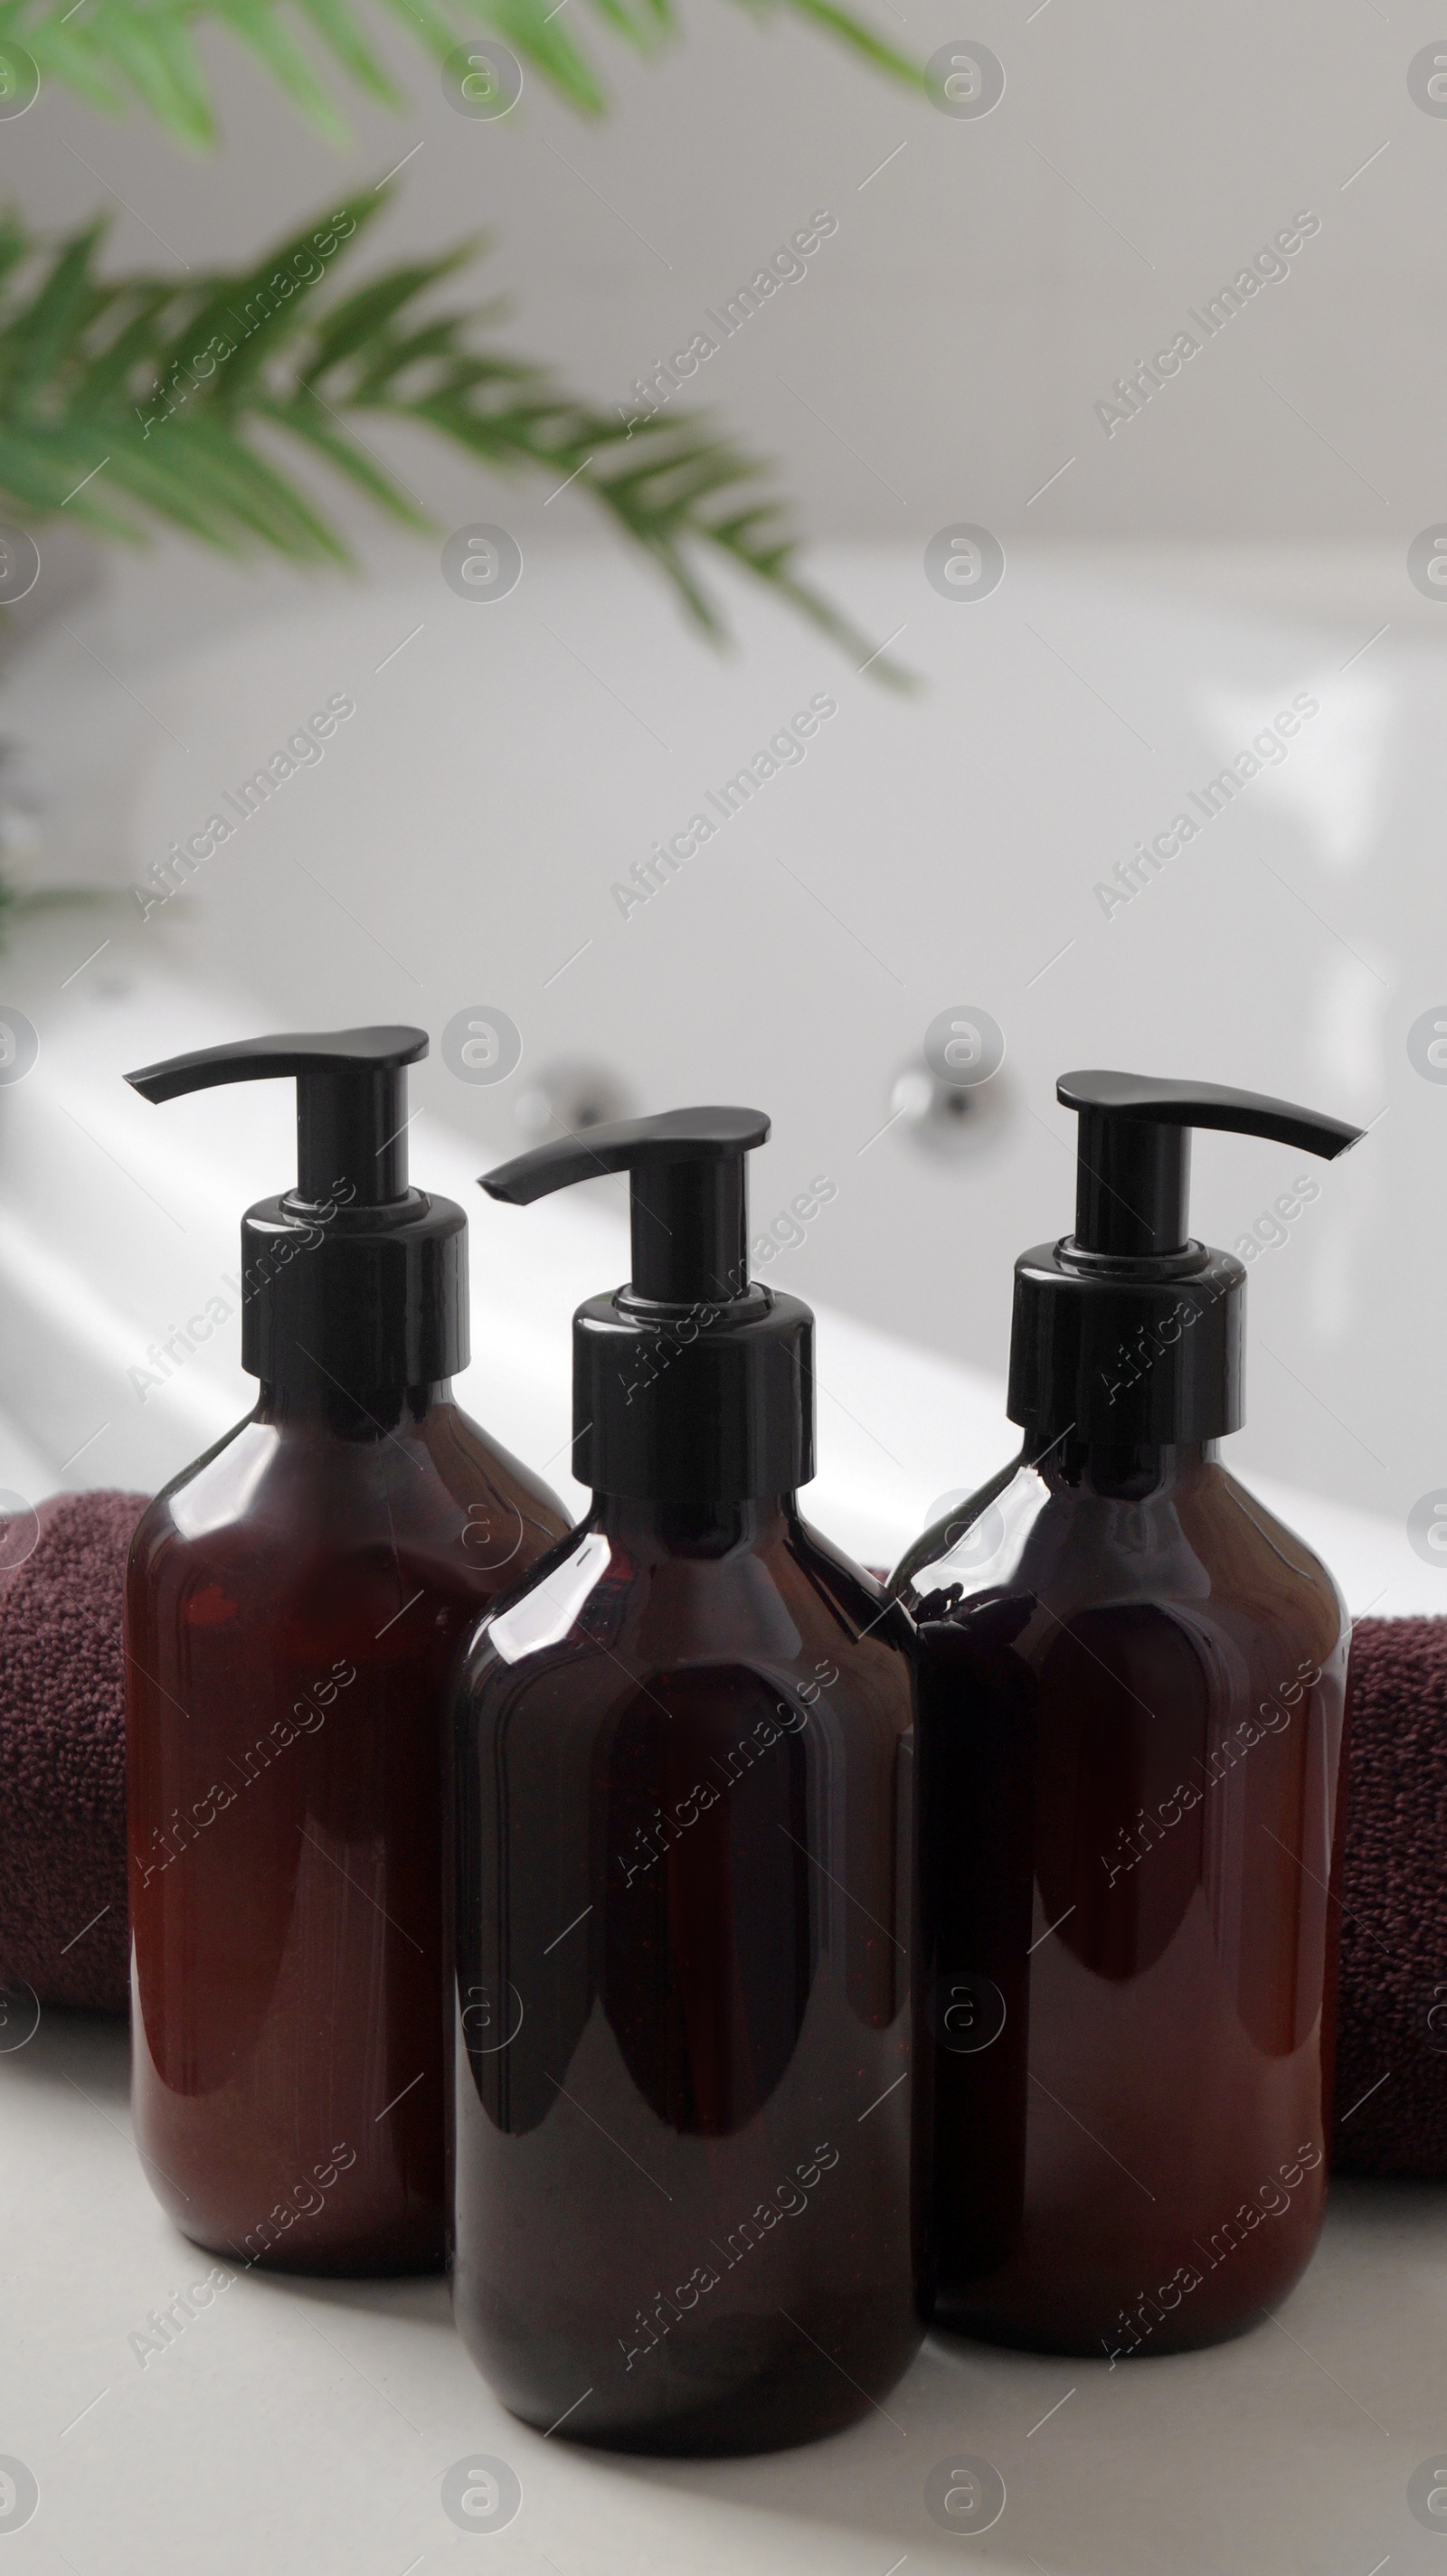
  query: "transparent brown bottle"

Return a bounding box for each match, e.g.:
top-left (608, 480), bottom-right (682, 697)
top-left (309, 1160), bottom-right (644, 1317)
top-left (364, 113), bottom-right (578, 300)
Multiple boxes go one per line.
top-left (452, 1489), bottom-right (917, 2449)
top-left (122, 1027), bottom-right (567, 2274)
top-left (893, 1071), bottom-right (1362, 2359)
top-left (449, 1109), bottom-right (921, 2451)
top-left (128, 1375), bottom-right (565, 2274)
top-left (895, 1434), bottom-right (1350, 2356)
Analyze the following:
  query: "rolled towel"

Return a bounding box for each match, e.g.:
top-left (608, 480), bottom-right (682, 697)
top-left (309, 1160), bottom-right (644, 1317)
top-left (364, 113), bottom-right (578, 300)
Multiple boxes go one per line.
top-left (1332, 1617), bottom-right (1447, 2175)
top-left (0, 1489), bottom-right (146, 2015)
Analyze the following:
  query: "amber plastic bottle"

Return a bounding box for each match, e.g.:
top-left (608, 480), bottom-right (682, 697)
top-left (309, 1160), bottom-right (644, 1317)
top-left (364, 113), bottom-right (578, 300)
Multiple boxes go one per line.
top-left (893, 1072), bottom-right (1362, 2359)
top-left (450, 1109), bottom-right (920, 2452)
top-left (123, 1029), bottom-right (566, 2274)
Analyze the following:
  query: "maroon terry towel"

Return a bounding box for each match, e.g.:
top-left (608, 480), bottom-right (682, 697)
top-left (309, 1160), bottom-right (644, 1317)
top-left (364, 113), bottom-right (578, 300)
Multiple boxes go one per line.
top-left (1332, 1617), bottom-right (1447, 2175)
top-left (0, 1489), bottom-right (147, 2015)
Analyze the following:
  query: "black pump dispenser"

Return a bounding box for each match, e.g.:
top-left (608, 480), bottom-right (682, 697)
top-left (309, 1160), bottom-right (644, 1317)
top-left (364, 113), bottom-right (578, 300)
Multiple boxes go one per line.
top-left (482, 1107), bottom-right (813, 1500)
top-left (125, 1026), bottom-right (468, 1392)
top-left (1007, 1070), bottom-right (1363, 1447)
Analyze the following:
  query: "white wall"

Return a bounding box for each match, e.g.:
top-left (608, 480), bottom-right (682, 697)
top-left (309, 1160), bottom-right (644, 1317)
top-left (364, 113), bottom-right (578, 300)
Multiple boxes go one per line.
top-left (4, 0), bottom-right (1440, 544)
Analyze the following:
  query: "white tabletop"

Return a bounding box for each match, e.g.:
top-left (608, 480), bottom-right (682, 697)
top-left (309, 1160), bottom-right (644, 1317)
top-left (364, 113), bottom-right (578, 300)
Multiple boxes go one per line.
top-left (1, 2000), bottom-right (1441, 2576)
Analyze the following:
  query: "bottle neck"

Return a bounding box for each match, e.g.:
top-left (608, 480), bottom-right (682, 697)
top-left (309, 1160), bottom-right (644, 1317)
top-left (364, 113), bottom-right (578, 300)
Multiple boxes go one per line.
top-left (588, 1490), bottom-right (794, 1559)
top-left (253, 1377), bottom-right (454, 1439)
top-left (1023, 1431), bottom-right (1217, 1502)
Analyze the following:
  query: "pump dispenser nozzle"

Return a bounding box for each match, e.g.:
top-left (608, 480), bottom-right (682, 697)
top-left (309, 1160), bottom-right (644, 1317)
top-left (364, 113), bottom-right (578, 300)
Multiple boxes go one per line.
top-left (128, 1025), bottom-right (427, 1209)
top-left (1059, 1071), bottom-right (1361, 1261)
top-left (484, 1105), bottom-right (769, 1306)
top-left (125, 1025), bottom-right (468, 1393)
top-left (1007, 1069), bottom-right (1364, 1446)
top-left (482, 1107), bottom-right (811, 1500)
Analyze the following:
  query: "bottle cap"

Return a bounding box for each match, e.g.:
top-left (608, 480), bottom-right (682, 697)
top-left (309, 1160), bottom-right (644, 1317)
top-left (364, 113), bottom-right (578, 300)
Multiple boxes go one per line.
top-left (482, 1107), bottom-right (813, 1501)
top-left (125, 1026), bottom-right (467, 1392)
top-left (1007, 1071), bottom-right (1363, 1447)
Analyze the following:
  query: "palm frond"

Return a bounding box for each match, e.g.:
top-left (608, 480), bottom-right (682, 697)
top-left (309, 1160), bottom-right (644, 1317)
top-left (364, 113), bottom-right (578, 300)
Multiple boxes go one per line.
top-left (0, 196), bottom-right (905, 677)
top-left (3, 0), bottom-right (920, 141)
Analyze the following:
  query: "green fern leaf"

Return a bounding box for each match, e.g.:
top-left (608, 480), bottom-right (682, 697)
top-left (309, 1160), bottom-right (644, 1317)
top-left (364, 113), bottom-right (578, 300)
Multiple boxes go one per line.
top-left (0, 202), bottom-right (907, 676)
top-left (1, 0), bottom-right (922, 138)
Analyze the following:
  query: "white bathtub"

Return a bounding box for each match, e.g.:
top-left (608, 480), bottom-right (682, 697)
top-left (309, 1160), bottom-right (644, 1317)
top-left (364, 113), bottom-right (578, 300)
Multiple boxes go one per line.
top-left (0, 532), bottom-right (1436, 1607)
